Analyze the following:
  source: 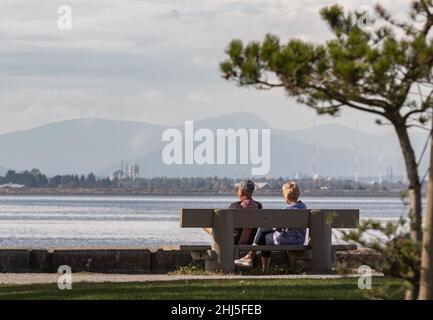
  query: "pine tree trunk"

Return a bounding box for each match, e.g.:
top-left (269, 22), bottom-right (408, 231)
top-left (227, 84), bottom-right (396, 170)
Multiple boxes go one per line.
top-left (418, 119), bottom-right (433, 300)
top-left (394, 123), bottom-right (422, 300)
top-left (394, 124), bottom-right (423, 241)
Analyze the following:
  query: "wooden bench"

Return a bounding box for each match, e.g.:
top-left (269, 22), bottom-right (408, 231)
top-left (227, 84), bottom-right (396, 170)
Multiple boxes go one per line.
top-left (180, 208), bottom-right (359, 273)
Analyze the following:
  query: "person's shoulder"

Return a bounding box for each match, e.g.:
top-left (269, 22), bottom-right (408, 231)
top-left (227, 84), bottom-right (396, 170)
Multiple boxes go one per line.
top-left (285, 201), bottom-right (307, 209)
top-left (229, 199), bottom-right (263, 209)
top-left (248, 198), bottom-right (263, 208)
top-left (254, 200), bottom-right (263, 209)
top-left (228, 201), bottom-right (242, 209)
top-left (296, 200), bottom-right (307, 209)
top-left (299, 200), bottom-right (307, 209)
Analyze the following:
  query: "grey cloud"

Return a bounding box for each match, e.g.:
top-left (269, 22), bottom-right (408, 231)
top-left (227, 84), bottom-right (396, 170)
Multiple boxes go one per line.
top-left (0, 47), bottom-right (220, 87)
top-left (0, 0), bottom-right (413, 136)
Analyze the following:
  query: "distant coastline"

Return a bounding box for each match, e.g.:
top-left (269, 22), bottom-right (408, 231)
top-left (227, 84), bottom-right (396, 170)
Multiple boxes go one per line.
top-left (0, 187), bottom-right (407, 197)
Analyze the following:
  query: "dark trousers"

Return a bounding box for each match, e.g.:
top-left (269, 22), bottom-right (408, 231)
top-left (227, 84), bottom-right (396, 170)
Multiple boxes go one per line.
top-left (253, 228), bottom-right (274, 258)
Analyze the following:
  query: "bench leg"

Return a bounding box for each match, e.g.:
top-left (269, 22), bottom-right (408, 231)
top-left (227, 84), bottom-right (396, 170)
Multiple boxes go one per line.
top-left (211, 210), bottom-right (235, 273)
top-left (234, 248), bottom-right (240, 260)
top-left (309, 209), bottom-right (332, 273)
top-left (205, 259), bottom-right (222, 272)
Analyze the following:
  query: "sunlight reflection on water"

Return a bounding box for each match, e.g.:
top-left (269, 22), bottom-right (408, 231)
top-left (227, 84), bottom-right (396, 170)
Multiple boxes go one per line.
top-left (0, 195), bottom-right (416, 248)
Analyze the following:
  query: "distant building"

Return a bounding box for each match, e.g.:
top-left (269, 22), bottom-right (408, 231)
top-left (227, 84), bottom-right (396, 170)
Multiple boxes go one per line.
top-left (111, 170), bottom-right (124, 180)
top-left (233, 181), bottom-right (272, 191)
top-left (255, 182), bottom-right (272, 190)
top-left (111, 161), bottom-right (140, 181)
top-left (128, 161), bottom-right (140, 180)
top-left (0, 183), bottom-right (25, 189)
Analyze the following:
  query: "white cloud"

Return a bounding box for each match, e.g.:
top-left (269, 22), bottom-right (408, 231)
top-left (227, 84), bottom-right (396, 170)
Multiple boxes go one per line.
top-left (139, 89), bottom-right (160, 100)
top-left (0, 0), bottom-right (416, 136)
top-left (186, 91), bottom-right (211, 104)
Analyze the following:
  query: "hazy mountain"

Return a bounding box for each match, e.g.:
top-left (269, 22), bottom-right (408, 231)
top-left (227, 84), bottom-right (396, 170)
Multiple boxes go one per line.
top-left (103, 131), bottom-right (403, 179)
top-left (277, 124), bottom-right (429, 161)
top-left (0, 112), bottom-right (422, 178)
top-left (98, 112), bottom-right (410, 178)
top-left (193, 112), bottom-right (269, 131)
top-left (0, 118), bottom-right (166, 175)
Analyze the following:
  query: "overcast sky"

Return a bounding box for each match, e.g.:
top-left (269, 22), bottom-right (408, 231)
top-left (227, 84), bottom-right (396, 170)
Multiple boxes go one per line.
top-left (0, 0), bottom-right (412, 135)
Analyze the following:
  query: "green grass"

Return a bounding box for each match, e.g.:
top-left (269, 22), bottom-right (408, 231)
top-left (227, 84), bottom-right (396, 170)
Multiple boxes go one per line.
top-left (0, 278), bottom-right (404, 300)
top-left (171, 262), bottom-right (304, 276)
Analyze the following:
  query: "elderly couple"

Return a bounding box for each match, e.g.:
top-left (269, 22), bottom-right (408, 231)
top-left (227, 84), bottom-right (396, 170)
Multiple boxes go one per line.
top-left (203, 179), bottom-right (307, 273)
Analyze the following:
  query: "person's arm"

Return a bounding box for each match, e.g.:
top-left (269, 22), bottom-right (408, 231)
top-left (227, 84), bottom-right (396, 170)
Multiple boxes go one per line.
top-left (204, 202), bottom-right (240, 236)
top-left (203, 227), bottom-right (212, 235)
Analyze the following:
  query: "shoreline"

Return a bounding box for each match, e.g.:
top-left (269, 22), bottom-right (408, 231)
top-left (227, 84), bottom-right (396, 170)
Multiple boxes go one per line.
top-left (0, 188), bottom-right (407, 198)
top-left (0, 247), bottom-right (381, 274)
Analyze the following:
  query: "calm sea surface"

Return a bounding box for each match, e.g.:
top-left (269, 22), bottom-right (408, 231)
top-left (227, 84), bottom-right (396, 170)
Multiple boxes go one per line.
top-left (0, 195), bottom-right (418, 248)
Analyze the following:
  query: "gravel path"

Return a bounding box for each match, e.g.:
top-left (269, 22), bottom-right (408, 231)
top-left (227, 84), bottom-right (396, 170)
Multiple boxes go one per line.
top-left (0, 273), bottom-right (383, 285)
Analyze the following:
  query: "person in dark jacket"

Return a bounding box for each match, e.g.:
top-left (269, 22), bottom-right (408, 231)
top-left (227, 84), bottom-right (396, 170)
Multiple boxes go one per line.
top-left (203, 179), bottom-right (262, 245)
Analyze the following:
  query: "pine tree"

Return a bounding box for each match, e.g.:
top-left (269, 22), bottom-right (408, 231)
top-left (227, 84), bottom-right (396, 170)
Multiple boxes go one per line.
top-left (220, 0), bottom-right (433, 299)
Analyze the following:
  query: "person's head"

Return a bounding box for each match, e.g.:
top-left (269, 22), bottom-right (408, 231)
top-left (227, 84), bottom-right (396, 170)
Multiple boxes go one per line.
top-left (236, 179), bottom-right (255, 200)
top-left (282, 181), bottom-right (300, 203)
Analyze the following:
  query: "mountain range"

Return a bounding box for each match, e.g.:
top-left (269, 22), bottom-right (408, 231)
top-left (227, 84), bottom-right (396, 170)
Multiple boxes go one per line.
top-left (0, 112), bottom-right (428, 179)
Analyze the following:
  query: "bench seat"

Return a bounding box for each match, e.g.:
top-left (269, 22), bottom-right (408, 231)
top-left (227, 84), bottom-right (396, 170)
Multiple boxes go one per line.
top-left (178, 244), bottom-right (357, 263)
top-left (235, 245), bottom-right (307, 251)
top-left (179, 244), bottom-right (357, 252)
top-left (180, 208), bottom-right (359, 272)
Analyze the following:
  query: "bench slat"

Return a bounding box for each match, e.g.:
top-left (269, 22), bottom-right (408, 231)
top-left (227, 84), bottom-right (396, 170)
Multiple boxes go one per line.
top-left (180, 208), bottom-right (359, 228)
top-left (179, 244), bottom-right (357, 253)
top-left (180, 209), bottom-right (213, 227)
top-left (178, 245), bottom-right (211, 251)
top-left (231, 209), bottom-right (310, 228)
top-left (234, 245), bottom-right (309, 251)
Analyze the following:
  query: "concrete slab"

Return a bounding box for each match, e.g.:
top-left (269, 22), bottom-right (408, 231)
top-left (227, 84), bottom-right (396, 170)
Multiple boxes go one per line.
top-left (0, 249), bottom-right (31, 273)
top-left (0, 272), bottom-right (384, 285)
top-left (51, 249), bottom-right (151, 274)
top-left (150, 249), bottom-right (198, 273)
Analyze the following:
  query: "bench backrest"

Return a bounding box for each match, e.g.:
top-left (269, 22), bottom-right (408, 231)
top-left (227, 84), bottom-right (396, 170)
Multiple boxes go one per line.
top-left (180, 208), bottom-right (359, 228)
